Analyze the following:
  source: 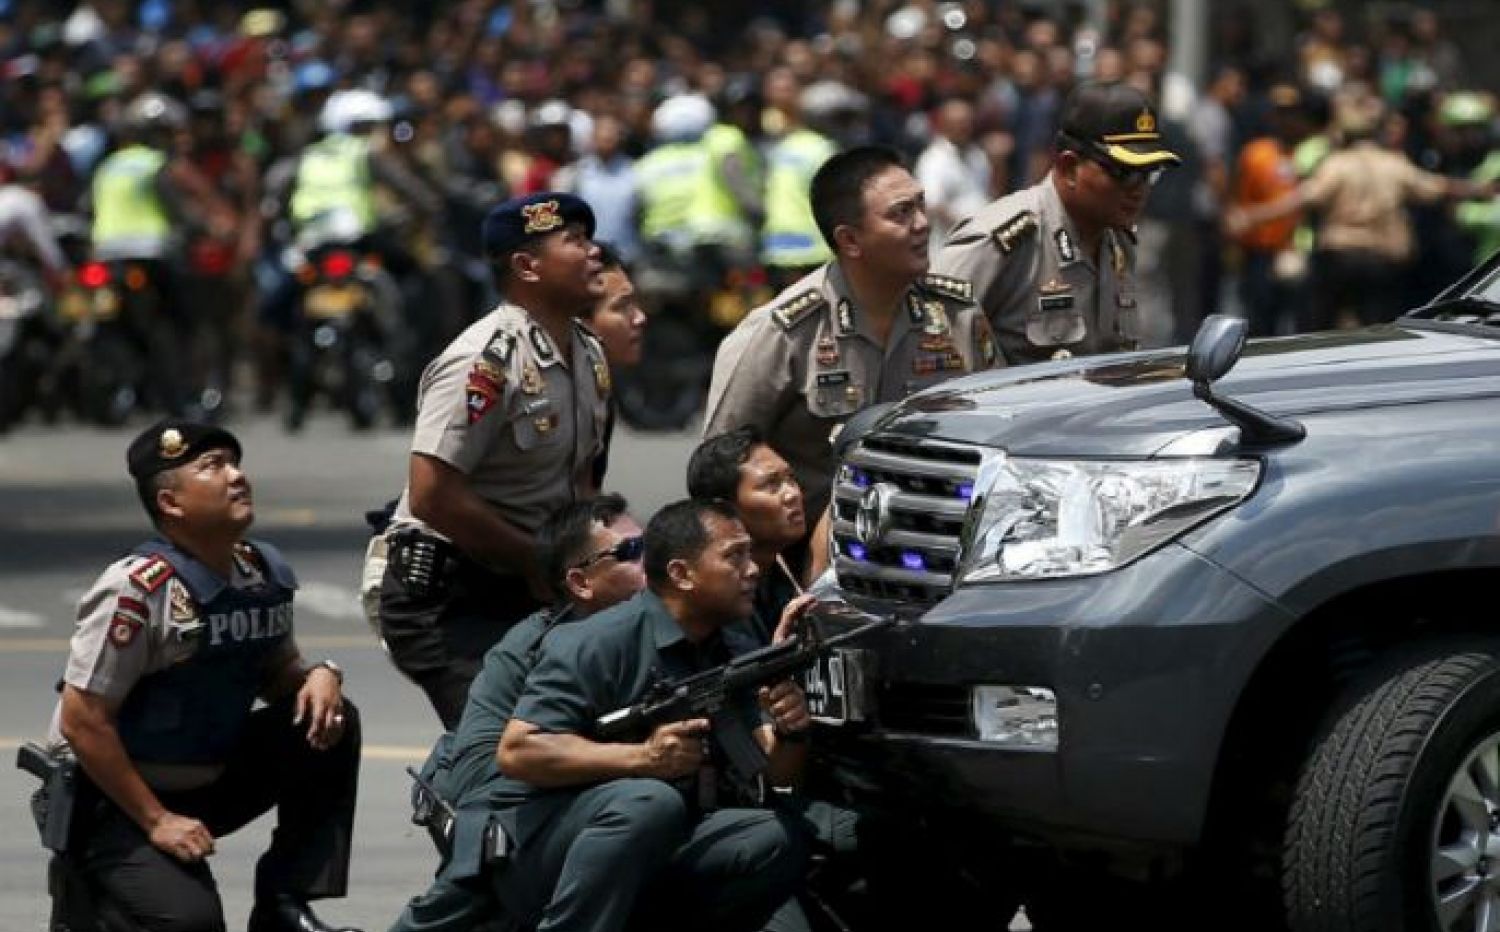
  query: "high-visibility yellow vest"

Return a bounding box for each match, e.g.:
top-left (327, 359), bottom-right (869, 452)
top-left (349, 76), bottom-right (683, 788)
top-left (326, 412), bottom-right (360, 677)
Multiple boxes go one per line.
top-left (761, 129), bottom-right (835, 268)
top-left (290, 134), bottom-right (376, 233)
top-left (91, 145), bottom-right (170, 255)
top-left (636, 139), bottom-right (747, 246)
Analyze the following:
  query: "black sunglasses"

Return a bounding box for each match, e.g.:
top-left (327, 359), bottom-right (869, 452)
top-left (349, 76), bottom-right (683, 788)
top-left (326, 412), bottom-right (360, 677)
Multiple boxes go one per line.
top-left (1058, 133), bottom-right (1166, 188)
top-left (573, 535), bottom-right (644, 570)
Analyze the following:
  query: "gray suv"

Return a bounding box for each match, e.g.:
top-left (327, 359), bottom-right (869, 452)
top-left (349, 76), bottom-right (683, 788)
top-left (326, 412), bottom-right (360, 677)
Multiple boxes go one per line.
top-left (806, 255), bottom-right (1500, 932)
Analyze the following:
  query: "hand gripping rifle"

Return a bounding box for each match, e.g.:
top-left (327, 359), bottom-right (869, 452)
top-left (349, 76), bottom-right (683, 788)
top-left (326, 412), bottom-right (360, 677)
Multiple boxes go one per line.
top-left (594, 611), bottom-right (891, 783)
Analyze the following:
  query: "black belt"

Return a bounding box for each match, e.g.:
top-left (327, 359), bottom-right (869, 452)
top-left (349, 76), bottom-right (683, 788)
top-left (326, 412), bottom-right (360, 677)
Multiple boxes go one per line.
top-left (387, 530), bottom-right (522, 596)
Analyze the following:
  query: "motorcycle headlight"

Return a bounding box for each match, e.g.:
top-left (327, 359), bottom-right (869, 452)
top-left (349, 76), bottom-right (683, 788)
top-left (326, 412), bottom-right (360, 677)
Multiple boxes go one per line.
top-left (955, 454), bottom-right (1261, 584)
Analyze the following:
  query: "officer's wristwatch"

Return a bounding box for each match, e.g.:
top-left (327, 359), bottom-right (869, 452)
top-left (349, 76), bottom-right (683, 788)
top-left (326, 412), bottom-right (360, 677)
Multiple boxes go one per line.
top-left (309, 659), bottom-right (344, 685)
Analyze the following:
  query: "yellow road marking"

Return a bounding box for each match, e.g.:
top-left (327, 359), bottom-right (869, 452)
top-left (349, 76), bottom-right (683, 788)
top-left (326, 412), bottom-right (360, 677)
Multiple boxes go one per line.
top-left (0, 737), bottom-right (428, 763)
top-left (0, 634), bottom-right (380, 653)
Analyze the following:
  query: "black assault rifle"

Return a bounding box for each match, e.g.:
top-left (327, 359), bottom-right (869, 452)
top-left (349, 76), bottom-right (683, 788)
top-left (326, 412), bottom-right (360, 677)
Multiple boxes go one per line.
top-left (594, 612), bottom-right (891, 783)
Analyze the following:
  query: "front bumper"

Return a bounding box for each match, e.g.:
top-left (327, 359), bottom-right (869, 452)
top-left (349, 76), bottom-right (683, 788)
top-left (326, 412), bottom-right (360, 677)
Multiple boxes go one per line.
top-left (812, 542), bottom-right (1292, 853)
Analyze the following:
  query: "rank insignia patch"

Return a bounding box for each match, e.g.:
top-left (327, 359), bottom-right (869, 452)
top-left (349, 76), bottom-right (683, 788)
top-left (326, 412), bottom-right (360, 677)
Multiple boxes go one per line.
top-left (129, 556), bottom-right (173, 593)
top-left (992, 211), bottom-right (1037, 253)
top-left (770, 291), bottom-right (825, 330)
top-left (593, 360), bottom-right (611, 395)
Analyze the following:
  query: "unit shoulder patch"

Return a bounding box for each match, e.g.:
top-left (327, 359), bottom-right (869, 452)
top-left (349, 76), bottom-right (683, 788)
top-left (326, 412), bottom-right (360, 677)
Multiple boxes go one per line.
top-left (128, 556), bottom-right (174, 594)
top-left (918, 273), bottom-right (974, 303)
top-left (769, 290), bottom-right (828, 331)
top-left (991, 211), bottom-right (1038, 254)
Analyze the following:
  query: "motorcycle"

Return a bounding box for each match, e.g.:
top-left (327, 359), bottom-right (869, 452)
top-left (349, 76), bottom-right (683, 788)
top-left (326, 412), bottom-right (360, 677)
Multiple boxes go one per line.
top-left (52, 257), bottom-right (170, 426)
top-left (0, 257), bottom-right (57, 431)
top-left (615, 241), bottom-right (769, 431)
top-left (284, 212), bottom-right (402, 431)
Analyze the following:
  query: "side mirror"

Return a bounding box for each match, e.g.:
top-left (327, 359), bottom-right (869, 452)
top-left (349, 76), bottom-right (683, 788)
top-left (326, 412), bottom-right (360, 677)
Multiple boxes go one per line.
top-left (1186, 314), bottom-right (1247, 388)
top-left (1184, 314), bottom-right (1305, 445)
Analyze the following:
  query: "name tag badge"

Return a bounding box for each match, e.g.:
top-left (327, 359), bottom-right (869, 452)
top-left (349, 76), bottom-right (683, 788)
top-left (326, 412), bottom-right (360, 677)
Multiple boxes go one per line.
top-left (816, 370), bottom-right (851, 388)
top-left (1040, 294), bottom-right (1075, 312)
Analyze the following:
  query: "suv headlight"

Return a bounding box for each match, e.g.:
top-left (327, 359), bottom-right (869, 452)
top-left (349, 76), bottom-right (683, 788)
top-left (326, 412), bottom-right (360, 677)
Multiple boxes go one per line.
top-left (955, 454), bottom-right (1260, 583)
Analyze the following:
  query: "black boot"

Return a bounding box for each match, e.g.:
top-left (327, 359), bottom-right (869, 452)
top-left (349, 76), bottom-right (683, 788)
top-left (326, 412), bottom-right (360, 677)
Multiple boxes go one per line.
top-left (246, 894), bottom-right (362, 932)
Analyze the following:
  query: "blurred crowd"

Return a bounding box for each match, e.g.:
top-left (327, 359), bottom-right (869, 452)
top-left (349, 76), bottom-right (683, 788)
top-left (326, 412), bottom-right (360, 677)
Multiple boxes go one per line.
top-left (0, 0), bottom-right (1497, 423)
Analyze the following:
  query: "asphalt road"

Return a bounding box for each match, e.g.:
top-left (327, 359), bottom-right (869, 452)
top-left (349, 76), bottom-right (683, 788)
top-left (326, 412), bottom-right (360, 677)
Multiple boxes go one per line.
top-left (0, 412), bottom-right (703, 932)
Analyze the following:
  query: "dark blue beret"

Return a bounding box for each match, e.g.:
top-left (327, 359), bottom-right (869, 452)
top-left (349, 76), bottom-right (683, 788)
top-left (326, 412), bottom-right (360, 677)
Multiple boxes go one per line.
top-left (127, 418), bottom-right (242, 480)
top-left (481, 192), bottom-right (596, 258)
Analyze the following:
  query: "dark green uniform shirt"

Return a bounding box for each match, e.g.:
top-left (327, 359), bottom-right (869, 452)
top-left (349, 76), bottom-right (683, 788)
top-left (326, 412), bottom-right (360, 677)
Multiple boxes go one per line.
top-left (494, 589), bottom-right (764, 845)
top-left (441, 605), bottom-right (577, 806)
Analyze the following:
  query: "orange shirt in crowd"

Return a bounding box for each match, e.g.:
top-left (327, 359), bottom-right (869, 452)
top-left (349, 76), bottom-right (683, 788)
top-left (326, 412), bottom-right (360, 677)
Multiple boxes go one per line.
top-left (1232, 137), bottom-right (1300, 253)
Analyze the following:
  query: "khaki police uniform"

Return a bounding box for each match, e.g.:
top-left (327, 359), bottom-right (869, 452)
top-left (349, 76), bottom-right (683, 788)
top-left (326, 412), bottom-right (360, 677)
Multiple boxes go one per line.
top-left (391, 302), bottom-right (611, 535)
top-left (933, 174), bottom-right (1142, 366)
top-left (382, 300), bottom-right (612, 728)
top-left (703, 263), bottom-right (996, 517)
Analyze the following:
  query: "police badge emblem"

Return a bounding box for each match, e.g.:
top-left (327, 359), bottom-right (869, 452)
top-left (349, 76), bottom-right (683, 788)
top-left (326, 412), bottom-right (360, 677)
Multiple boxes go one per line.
top-left (521, 364), bottom-right (544, 395)
top-left (159, 428), bottom-right (186, 459)
top-left (521, 200), bottom-right (564, 234)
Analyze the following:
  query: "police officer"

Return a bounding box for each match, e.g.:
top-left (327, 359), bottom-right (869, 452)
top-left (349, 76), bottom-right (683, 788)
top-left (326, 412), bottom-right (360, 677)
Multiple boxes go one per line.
top-left (379, 192), bottom-right (612, 728)
top-left (390, 494), bottom-right (646, 932)
top-left (932, 80), bottom-right (1181, 365)
top-left (91, 93), bottom-right (215, 417)
top-left (705, 144), bottom-right (995, 522)
top-left (50, 418), bottom-right (361, 932)
top-left (491, 499), bottom-right (811, 932)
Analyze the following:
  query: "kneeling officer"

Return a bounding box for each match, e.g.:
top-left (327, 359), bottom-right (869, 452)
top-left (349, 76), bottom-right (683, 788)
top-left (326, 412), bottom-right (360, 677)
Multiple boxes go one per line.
top-left (47, 419), bottom-right (362, 932)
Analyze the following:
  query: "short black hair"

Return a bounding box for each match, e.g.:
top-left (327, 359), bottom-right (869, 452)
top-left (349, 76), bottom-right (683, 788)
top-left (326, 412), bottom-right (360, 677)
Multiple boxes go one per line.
top-left (134, 471), bottom-right (177, 527)
top-left (810, 144), bottom-right (907, 249)
top-left (686, 426), bottom-right (762, 503)
top-left (536, 493), bottom-right (629, 594)
top-left (643, 498), bottom-right (739, 590)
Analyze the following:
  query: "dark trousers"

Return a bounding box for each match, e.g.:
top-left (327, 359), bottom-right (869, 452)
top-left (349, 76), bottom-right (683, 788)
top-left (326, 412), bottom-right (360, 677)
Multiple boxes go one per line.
top-left (1309, 248), bottom-right (1407, 330)
top-left (379, 539), bottom-right (541, 728)
top-left (72, 698), bottom-right (361, 932)
top-left (1239, 250), bottom-right (1299, 338)
top-left (491, 779), bottom-right (808, 932)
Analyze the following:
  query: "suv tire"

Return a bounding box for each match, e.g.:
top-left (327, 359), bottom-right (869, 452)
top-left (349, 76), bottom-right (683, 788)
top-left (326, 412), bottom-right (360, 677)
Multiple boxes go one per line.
top-left (1284, 639), bottom-right (1500, 932)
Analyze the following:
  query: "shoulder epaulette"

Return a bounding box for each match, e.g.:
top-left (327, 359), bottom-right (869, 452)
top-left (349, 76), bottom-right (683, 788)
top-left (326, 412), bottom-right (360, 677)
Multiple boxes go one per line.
top-left (919, 273), bottom-right (974, 303)
top-left (129, 555), bottom-right (174, 594)
top-left (992, 211), bottom-right (1038, 254)
top-left (481, 329), bottom-right (518, 369)
top-left (770, 290), bottom-right (827, 331)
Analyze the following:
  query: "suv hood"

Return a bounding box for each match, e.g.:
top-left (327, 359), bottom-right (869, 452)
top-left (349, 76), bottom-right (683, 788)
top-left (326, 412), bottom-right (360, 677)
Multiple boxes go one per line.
top-left (880, 323), bottom-right (1500, 457)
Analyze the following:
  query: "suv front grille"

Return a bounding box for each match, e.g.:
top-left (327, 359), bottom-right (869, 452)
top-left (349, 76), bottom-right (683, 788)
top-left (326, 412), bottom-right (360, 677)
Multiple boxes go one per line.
top-left (831, 435), bottom-right (982, 604)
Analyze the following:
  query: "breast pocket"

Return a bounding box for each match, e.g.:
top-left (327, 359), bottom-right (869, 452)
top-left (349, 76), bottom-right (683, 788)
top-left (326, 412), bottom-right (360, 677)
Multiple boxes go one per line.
top-left (1025, 298), bottom-right (1087, 348)
top-left (510, 397), bottom-right (563, 451)
top-left (805, 369), bottom-right (864, 419)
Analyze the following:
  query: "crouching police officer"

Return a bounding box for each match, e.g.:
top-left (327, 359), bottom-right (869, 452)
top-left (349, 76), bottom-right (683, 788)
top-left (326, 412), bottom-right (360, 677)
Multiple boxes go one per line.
top-left (932, 80), bottom-right (1180, 365)
top-left (49, 419), bottom-right (361, 932)
top-left (380, 193), bottom-right (612, 728)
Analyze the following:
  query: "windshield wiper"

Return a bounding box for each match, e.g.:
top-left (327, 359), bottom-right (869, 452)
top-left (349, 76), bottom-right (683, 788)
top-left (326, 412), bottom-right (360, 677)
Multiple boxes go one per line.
top-left (1409, 293), bottom-right (1500, 325)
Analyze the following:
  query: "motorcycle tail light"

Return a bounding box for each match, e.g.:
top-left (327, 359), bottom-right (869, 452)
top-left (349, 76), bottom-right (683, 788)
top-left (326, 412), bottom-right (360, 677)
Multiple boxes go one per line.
top-left (78, 262), bottom-right (110, 289)
top-left (744, 266), bottom-right (768, 288)
top-left (320, 251), bottom-right (356, 279)
top-left (124, 266), bottom-right (149, 291)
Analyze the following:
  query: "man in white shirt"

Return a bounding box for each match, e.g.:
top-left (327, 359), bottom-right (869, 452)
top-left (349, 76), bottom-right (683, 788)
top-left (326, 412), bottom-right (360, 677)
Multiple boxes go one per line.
top-left (914, 98), bottom-right (992, 244)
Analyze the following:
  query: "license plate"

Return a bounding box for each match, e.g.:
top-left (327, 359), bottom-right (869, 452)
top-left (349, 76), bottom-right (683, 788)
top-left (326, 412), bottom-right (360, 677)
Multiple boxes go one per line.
top-left (92, 288), bottom-right (120, 319)
top-left (305, 285), bottom-right (361, 318)
top-left (802, 648), bottom-right (872, 725)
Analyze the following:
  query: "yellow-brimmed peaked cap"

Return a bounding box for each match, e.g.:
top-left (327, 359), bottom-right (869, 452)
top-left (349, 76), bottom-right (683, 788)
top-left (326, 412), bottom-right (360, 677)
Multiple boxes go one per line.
top-left (1058, 81), bottom-right (1181, 168)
